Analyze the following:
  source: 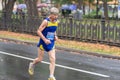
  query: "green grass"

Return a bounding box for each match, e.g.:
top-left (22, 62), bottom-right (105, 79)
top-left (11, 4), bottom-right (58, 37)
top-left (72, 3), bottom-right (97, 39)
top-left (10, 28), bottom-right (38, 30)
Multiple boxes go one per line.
top-left (0, 31), bottom-right (120, 56)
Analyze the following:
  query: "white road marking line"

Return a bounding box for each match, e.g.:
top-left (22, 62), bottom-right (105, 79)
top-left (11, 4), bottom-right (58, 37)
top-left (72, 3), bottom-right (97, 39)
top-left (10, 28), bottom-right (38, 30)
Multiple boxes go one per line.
top-left (0, 51), bottom-right (110, 78)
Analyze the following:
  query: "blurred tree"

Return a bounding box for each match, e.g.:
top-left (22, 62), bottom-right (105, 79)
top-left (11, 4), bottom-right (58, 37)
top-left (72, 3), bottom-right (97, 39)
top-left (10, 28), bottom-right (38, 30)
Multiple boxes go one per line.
top-left (24, 0), bottom-right (38, 17)
top-left (2, 0), bottom-right (16, 12)
top-left (78, 0), bottom-right (94, 15)
top-left (77, 0), bottom-right (83, 9)
top-left (2, 0), bottom-right (39, 19)
top-left (112, 0), bottom-right (117, 18)
top-left (24, 0), bottom-right (39, 28)
top-left (17, 0), bottom-right (24, 3)
top-left (102, 0), bottom-right (113, 19)
top-left (96, 0), bottom-right (99, 18)
top-left (2, 0), bottom-right (16, 21)
top-left (52, 0), bottom-right (72, 5)
top-left (102, 0), bottom-right (108, 19)
top-left (88, 0), bottom-right (94, 14)
top-left (16, 0), bottom-right (39, 18)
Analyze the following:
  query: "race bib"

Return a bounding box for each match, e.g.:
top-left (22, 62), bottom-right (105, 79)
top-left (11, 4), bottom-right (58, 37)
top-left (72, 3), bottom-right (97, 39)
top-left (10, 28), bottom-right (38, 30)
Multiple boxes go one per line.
top-left (46, 32), bottom-right (55, 40)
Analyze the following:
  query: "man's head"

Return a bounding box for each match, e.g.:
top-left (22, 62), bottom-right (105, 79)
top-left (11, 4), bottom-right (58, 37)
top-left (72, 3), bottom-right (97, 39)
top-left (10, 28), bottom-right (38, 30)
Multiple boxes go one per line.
top-left (50, 7), bottom-right (59, 15)
top-left (49, 7), bottom-right (59, 20)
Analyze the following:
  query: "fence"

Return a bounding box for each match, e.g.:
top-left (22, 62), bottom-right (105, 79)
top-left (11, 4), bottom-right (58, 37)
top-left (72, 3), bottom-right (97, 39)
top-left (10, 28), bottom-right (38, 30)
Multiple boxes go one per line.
top-left (58, 18), bottom-right (120, 46)
top-left (0, 12), bottom-right (120, 46)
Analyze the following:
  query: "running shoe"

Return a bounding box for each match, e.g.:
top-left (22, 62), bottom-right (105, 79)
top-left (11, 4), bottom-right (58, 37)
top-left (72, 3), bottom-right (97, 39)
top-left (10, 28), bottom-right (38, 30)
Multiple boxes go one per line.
top-left (48, 77), bottom-right (56, 80)
top-left (28, 62), bottom-right (35, 75)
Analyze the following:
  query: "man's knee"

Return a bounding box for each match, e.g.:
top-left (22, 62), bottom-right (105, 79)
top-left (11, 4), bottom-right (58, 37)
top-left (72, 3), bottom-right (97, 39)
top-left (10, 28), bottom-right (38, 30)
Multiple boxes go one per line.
top-left (36, 57), bottom-right (42, 62)
top-left (50, 56), bottom-right (56, 63)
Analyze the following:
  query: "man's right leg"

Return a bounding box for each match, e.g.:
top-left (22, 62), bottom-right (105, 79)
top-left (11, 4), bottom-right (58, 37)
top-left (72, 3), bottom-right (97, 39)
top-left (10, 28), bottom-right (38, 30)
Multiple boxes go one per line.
top-left (33, 48), bottom-right (44, 64)
top-left (28, 48), bottom-right (44, 75)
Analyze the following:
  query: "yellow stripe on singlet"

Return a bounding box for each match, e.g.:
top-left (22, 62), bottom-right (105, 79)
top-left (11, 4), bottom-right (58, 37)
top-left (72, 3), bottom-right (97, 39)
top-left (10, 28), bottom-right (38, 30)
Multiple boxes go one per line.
top-left (47, 21), bottom-right (58, 27)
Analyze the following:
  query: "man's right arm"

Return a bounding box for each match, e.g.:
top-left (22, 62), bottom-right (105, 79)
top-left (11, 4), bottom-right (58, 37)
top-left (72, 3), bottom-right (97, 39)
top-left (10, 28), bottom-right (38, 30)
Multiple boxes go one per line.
top-left (37, 20), bottom-right (51, 44)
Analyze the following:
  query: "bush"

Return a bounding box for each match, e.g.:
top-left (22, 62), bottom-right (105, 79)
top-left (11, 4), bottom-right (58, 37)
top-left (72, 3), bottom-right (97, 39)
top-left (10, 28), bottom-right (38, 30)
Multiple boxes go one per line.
top-left (83, 10), bottom-right (102, 19)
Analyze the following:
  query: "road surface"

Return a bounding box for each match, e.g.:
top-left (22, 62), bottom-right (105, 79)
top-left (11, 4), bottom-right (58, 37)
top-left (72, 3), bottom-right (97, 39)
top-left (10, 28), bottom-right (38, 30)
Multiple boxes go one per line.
top-left (0, 41), bottom-right (120, 80)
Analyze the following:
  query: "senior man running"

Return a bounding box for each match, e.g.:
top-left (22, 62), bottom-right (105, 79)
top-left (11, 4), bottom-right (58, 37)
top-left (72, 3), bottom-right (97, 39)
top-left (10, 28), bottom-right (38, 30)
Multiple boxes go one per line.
top-left (28, 7), bottom-right (59, 80)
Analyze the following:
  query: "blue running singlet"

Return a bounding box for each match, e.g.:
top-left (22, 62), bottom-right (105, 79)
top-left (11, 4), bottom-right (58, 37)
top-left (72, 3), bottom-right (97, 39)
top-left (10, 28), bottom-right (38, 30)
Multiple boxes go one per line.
top-left (37, 17), bottom-right (58, 52)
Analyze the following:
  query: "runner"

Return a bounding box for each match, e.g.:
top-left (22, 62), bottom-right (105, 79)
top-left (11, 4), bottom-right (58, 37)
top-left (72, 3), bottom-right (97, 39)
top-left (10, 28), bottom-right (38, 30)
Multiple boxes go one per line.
top-left (28, 7), bottom-right (59, 80)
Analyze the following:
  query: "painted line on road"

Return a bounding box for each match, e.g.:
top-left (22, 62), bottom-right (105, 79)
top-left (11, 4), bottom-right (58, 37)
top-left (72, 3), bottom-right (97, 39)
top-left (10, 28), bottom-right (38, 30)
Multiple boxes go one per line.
top-left (0, 51), bottom-right (110, 78)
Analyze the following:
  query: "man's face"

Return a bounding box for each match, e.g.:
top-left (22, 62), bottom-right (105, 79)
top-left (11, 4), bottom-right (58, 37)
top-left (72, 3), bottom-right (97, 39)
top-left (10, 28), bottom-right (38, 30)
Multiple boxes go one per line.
top-left (51, 14), bottom-right (58, 20)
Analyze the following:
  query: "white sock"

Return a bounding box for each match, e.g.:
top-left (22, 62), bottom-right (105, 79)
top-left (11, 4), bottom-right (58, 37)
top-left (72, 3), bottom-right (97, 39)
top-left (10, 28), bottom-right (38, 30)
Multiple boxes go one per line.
top-left (49, 75), bottom-right (54, 78)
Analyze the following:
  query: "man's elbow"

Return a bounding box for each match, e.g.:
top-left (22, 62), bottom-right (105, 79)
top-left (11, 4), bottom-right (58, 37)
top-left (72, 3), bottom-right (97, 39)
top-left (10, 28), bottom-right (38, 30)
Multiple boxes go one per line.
top-left (37, 30), bottom-right (40, 35)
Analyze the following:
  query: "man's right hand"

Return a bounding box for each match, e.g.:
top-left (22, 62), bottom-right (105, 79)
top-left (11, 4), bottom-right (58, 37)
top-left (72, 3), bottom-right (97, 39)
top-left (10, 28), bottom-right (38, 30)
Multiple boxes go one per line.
top-left (44, 39), bottom-right (51, 45)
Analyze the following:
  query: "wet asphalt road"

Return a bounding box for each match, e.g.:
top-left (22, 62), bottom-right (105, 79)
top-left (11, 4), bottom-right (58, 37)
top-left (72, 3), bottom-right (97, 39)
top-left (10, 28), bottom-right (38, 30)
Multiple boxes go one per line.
top-left (0, 41), bottom-right (120, 80)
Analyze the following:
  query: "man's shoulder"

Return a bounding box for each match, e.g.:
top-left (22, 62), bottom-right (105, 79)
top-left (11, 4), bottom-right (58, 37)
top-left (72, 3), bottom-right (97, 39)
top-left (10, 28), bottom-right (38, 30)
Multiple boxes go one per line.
top-left (44, 17), bottom-right (50, 21)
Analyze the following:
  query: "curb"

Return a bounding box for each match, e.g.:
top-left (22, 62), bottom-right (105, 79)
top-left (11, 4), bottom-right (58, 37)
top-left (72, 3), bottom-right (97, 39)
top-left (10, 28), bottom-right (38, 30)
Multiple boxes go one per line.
top-left (0, 37), bottom-right (120, 60)
top-left (56, 46), bottom-right (120, 60)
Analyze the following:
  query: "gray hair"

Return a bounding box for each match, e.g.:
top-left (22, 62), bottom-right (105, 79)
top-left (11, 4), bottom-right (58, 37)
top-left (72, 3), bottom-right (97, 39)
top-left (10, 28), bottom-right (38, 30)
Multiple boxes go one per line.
top-left (50, 7), bottom-right (59, 15)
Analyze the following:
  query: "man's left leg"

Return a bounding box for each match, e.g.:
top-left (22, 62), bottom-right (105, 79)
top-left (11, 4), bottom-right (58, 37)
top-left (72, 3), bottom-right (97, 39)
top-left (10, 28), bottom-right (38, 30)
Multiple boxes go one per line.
top-left (48, 49), bottom-right (56, 80)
